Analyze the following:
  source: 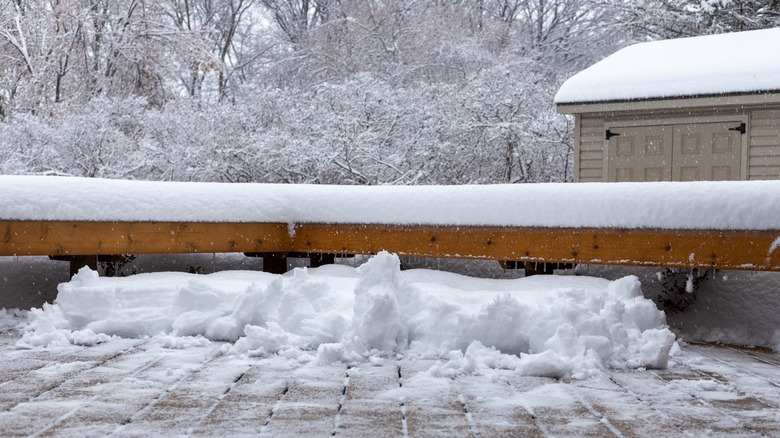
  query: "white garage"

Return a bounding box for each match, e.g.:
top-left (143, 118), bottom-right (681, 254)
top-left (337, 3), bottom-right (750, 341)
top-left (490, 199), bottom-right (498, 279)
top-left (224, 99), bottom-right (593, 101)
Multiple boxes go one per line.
top-left (555, 28), bottom-right (780, 183)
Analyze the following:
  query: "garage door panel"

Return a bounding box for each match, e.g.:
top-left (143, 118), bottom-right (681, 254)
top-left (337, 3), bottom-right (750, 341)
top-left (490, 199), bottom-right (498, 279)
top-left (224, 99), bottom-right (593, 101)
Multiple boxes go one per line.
top-left (608, 126), bottom-right (672, 182)
top-left (672, 122), bottom-right (741, 182)
top-left (644, 135), bottom-right (665, 156)
top-left (679, 167), bottom-right (700, 181)
top-left (616, 168), bottom-right (633, 182)
top-left (680, 133), bottom-right (702, 156)
top-left (644, 167), bottom-right (664, 182)
top-left (712, 166), bottom-right (733, 181)
top-left (712, 133), bottom-right (736, 154)
top-left (616, 137), bottom-right (635, 157)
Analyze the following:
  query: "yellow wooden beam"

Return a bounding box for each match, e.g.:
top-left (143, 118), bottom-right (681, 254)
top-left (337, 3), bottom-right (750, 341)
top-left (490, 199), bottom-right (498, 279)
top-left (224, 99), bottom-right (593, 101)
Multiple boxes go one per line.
top-left (2, 220), bottom-right (779, 272)
top-left (1, 221), bottom-right (291, 256)
top-left (289, 224), bottom-right (780, 272)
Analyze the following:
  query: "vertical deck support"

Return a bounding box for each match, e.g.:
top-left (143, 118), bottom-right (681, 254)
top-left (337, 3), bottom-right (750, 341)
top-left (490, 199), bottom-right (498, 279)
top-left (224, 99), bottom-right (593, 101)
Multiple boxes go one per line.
top-left (72, 256), bottom-right (98, 278)
top-left (310, 253), bottom-right (336, 268)
top-left (49, 255), bottom-right (99, 278)
top-left (261, 253), bottom-right (288, 274)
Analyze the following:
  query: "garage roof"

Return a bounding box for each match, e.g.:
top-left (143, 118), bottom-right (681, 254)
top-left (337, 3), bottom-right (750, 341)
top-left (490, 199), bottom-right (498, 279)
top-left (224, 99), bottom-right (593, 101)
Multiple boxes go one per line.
top-left (554, 28), bottom-right (780, 105)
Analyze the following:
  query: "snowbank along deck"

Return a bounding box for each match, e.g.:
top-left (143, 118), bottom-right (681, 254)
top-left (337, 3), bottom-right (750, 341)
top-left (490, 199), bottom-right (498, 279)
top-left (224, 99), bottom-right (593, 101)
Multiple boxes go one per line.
top-left (2, 220), bottom-right (780, 276)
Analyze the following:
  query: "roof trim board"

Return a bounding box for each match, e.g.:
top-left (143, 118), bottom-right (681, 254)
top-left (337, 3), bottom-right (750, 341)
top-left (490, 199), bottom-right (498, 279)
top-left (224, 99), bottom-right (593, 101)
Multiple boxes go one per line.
top-left (557, 92), bottom-right (780, 114)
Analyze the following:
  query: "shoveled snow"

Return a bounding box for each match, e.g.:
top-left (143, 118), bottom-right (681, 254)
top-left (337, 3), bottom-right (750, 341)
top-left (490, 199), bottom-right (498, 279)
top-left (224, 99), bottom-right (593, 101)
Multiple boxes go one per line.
top-left (0, 308), bottom-right (26, 330)
top-left (582, 265), bottom-right (780, 351)
top-left (17, 252), bottom-right (677, 380)
top-left (2, 175), bottom-right (780, 230)
top-left (555, 28), bottom-right (780, 104)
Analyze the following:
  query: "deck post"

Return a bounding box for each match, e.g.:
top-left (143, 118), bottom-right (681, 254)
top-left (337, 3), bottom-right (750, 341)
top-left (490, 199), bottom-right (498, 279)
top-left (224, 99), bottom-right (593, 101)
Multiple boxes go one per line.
top-left (262, 253), bottom-right (288, 274)
top-left (49, 255), bottom-right (99, 278)
top-left (524, 262), bottom-right (557, 277)
top-left (310, 253), bottom-right (336, 268)
top-left (68, 256), bottom-right (98, 278)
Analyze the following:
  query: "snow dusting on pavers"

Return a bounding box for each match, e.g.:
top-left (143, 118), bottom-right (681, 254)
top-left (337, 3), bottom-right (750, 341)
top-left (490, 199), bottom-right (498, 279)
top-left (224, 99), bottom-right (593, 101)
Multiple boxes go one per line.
top-left (0, 337), bottom-right (778, 437)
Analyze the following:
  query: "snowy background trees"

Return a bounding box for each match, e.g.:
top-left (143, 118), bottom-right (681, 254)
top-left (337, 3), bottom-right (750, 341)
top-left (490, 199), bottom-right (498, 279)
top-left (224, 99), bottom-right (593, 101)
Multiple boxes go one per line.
top-left (1, 0), bottom-right (778, 184)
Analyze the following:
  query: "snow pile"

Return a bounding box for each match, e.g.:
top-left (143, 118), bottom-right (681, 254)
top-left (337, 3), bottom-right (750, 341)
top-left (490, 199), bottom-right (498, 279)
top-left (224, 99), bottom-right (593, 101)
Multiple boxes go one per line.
top-left (18, 252), bottom-right (677, 379)
top-left (0, 308), bottom-right (27, 330)
top-left (555, 28), bottom-right (780, 104)
top-left (580, 265), bottom-right (780, 351)
top-left (2, 175), bottom-right (780, 230)
top-left (665, 271), bottom-right (780, 350)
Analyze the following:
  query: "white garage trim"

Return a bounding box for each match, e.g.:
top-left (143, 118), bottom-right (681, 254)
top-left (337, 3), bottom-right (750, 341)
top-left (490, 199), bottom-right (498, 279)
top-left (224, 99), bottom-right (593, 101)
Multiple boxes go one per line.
top-left (557, 92), bottom-right (780, 114)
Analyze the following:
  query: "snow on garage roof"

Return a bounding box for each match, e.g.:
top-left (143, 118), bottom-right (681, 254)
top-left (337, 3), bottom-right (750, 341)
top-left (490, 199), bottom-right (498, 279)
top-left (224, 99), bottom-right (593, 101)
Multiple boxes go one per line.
top-left (554, 28), bottom-right (780, 105)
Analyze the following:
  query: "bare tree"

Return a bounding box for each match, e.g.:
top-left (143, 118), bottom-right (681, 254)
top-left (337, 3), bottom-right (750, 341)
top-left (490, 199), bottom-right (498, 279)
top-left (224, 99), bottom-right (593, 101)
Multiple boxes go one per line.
top-left (0, 0), bottom-right (621, 185)
top-left (166, 0), bottom-right (263, 101)
top-left (260, 0), bottom-right (330, 43)
top-left (605, 0), bottom-right (780, 41)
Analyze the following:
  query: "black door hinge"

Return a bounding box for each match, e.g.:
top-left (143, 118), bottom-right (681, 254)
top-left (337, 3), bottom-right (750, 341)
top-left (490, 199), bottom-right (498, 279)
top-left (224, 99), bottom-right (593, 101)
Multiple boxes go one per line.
top-left (728, 122), bottom-right (746, 134)
top-left (605, 129), bottom-right (620, 140)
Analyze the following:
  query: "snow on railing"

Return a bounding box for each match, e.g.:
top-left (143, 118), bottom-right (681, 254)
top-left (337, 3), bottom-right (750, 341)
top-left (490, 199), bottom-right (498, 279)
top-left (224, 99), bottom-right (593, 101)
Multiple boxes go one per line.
top-left (1, 176), bottom-right (779, 274)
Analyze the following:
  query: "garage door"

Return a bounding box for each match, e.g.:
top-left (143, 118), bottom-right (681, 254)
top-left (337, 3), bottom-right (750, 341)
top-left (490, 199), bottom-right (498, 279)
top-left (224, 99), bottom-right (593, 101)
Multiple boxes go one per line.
top-left (607, 125), bottom-right (673, 182)
top-left (607, 122), bottom-right (743, 182)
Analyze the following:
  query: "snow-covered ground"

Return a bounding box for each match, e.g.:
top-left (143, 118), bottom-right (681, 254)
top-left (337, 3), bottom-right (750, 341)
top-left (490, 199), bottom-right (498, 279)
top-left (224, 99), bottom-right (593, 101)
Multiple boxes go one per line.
top-left (1, 255), bottom-right (779, 436)
top-left (1, 175), bottom-right (779, 434)
top-left (0, 319), bottom-right (779, 437)
top-left (1, 246), bottom-right (778, 436)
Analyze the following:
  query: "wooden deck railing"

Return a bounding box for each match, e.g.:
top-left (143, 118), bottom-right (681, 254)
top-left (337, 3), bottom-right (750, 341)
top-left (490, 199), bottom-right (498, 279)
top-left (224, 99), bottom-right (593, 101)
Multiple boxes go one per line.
top-left (2, 220), bottom-right (779, 276)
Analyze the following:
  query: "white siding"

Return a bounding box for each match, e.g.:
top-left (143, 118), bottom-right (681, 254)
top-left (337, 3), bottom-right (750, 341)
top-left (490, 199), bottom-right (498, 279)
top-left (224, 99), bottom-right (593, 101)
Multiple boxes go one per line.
top-left (749, 109), bottom-right (780, 180)
top-left (578, 115), bottom-right (606, 182)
